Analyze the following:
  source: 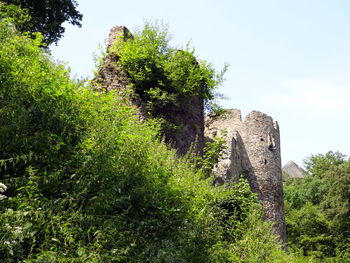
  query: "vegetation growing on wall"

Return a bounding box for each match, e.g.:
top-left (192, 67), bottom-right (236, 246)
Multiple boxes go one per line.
top-left (115, 23), bottom-right (226, 113)
top-left (112, 23), bottom-right (227, 143)
top-left (0, 15), bottom-right (300, 262)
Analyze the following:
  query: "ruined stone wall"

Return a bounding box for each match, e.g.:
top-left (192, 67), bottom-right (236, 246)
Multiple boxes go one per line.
top-left (94, 26), bottom-right (204, 155)
top-left (205, 109), bottom-right (286, 244)
top-left (95, 26), bottom-right (286, 244)
top-left (93, 26), bottom-right (132, 93)
top-left (164, 95), bottom-right (204, 155)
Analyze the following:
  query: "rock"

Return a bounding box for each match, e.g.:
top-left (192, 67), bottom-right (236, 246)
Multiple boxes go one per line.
top-left (93, 26), bottom-right (204, 155)
top-left (95, 26), bottom-right (288, 246)
top-left (205, 109), bottom-right (287, 245)
top-left (283, 160), bottom-right (306, 178)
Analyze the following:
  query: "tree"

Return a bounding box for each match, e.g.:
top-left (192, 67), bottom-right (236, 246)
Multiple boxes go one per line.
top-left (1, 0), bottom-right (82, 45)
top-left (322, 162), bottom-right (350, 258)
top-left (304, 151), bottom-right (347, 178)
top-left (0, 19), bottom-right (291, 262)
top-left (284, 151), bottom-right (350, 260)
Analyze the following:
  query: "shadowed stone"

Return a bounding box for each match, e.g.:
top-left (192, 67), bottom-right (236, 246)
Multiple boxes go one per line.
top-left (283, 160), bottom-right (306, 178)
top-left (95, 26), bottom-right (287, 246)
top-left (205, 109), bottom-right (287, 245)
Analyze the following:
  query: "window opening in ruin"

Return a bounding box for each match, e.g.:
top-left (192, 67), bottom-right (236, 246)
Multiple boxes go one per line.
top-left (264, 159), bottom-right (267, 165)
top-left (260, 138), bottom-right (264, 141)
top-left (268, 133), bottom-right (276, 151)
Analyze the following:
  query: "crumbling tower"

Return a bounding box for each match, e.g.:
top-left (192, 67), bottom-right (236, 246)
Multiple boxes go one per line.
top-left (94, 26), bottom-right (204, 155)
top-left (94, 26), bottom-right (133, 93)
top-left (95, 26), bottom-right (287, 244)
top-left (205, 109), bottom-right (286, 244)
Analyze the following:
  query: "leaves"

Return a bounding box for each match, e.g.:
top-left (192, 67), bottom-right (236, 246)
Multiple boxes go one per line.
top-left (116, 22), bottom-right (225, 131)
top-left (284, 151), bottom-right (350, 260)
top-left (0, 20), bottom-right (291, 262)
top-left (1, 0), bottom-right (83, 45)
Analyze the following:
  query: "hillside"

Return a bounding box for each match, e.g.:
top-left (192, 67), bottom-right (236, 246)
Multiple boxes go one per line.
top-left (2, 4), bottom-right (349, 262)
top-left (0, 16), bottom-right (295, 262)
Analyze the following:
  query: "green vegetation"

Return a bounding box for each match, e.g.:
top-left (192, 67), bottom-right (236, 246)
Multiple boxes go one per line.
top-left (1, 0), bottom-right (82, 45)
top-left (112, 23), bottom-right (227, 142)
top-left (0, 14), bottom-right (297, 262)
top-left (2, 4), bottom-right (348, 261)
top-left (0, 1), bottom-right (30, 27)
top-left (115, 23), bottom-right (226, 112)
top-left (200, 131), bottom-right (227, 178)
top-left (284, 151), bottom-right (350, 261)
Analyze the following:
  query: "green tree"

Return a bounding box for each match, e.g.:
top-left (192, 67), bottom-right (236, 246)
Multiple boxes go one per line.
top-left (304, 151), bottom-right (347, 178)
top-left (322, 163), bottom-right (350, 258)
top-left (0, 2), bottom-right (30, 26)
top-left (1, 0), bottom-right (82, 45)
top-left (284, 151), bottom-right (350, 261)
top-left (0, 20), bottom-right (292, 262)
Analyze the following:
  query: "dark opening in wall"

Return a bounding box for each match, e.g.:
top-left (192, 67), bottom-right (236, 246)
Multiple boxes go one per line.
top-left (264, 159), bottom-right (267, 165)
top-left (242, 169), bottom-right (249, 179)
top-left (260, 138), bottom-right (264, 141)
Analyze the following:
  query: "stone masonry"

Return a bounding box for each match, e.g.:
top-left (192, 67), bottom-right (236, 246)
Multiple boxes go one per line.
top-left (94, 26), bottom-right (204, 155)
top-left (96, 26), bottom-right (287, 244)
top-left (205, 109), bottom-right (287, 244)
top-left (93, 26), bottom-right (133, 93)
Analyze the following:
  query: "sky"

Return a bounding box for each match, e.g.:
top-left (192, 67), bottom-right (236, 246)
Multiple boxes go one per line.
top-left (51, 0), bottom-right (350, 167)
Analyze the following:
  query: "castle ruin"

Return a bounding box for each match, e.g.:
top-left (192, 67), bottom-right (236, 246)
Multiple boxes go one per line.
top-left (205, 109), bottom-right (286, 244)
top-left (94, 26), bottom-right (204, 155)
top-left (96, 26), bottom-right (286, 244)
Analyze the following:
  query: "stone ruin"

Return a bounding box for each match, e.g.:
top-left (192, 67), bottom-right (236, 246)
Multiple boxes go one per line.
top-left (205, 109), bottom-right (286, 244)
top-left (93, 26), bottom-right (133, 93)
top-left (95, 26), bottom-right (286, 244)
top-left (94, 26), bottom-right (204, 155)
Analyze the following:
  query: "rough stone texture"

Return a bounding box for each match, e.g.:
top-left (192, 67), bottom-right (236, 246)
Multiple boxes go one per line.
top-left (205, 109), bottom-right (287, 244)
top-left (94, 26), bottom-right (204, 155)
top-left (93, 26), bottom-right (132, 93)
top-left (95, 26), bottom-right (286, 244)
top-left (283, 160), bottom-right (306, 178)
top-left (107, 26), bottom-right (133, 52)
top-left (162, 95), bottom-right (204, 155)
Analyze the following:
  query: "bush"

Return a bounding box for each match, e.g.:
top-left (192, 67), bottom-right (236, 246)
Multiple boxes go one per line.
top-left (0, 19), bottom-right (291, 262)
top-left (284, 152), bottom-right (350, 261)
top-left (116, 23), bottom-right (222, 106)
top-left (114, 22), bottom-right (227, 138)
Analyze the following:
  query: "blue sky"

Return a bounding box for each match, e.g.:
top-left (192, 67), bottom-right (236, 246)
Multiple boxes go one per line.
top-left (51, 0), bottom-right (350, 166)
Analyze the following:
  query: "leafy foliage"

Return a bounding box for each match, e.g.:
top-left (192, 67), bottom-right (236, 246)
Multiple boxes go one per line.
top-left (0, 18), bottom-right (295, 262)
top-left (1, 0), bottom-right (82, 45)
top-left (0, 2), bottom-right (31, 27)
top-left (116, 23), bottom-right (222, 106)
top-left (114, 22), bottom-right (227, 140)
top-left (284, 151), bottom-right (350, 261)
top-left (200, 131), bottom-right (227, 178)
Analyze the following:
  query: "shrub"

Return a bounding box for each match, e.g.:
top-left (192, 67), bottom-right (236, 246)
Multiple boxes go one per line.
top-left (284, 152), bottom-right (350, 261)
top-left (0, 19), bottom-right (292, 262)
top-left (115, 22), bottom-right (227, 136)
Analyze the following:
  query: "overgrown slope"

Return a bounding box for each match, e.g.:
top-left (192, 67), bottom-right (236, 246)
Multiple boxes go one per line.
top-left (0, 18), bottom-right (301, 262)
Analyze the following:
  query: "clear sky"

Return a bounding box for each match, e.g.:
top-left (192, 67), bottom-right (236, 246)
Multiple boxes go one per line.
top-left (51, 0), bottom-right (350, 167)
